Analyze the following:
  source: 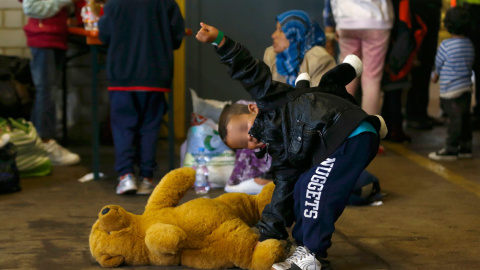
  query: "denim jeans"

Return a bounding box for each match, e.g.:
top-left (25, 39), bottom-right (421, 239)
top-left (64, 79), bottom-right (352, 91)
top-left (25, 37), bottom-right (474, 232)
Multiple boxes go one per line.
top-left (29, 47), bottom-right (65, 140)
top-left (441, 93), bottom-right (473, 152)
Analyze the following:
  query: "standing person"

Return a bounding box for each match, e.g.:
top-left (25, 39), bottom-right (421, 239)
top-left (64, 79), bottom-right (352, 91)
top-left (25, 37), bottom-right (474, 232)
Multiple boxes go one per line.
top-left (452, 0), bottom-right (480, 130)
top-left (264, 10), bottom-right (336, 87)
top-left (405, 0), bottom-right (443, 130)
top-left (428, 6), bottom-right (474, 161)
top-left (97, 0), bottom-right (185, 195)
top-left (196, 23), bottom-right (387, 270)
top-left (323, 0), bottom-right (394, 115)
top-left (21, 0), bottom-right (81, 166)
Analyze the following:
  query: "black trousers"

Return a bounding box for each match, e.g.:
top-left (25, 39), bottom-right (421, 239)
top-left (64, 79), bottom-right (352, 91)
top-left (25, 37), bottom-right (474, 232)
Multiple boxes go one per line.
top-left (441, 93), bottom-right (472, 152)
top-left (405, 2), bottom-right (442, 120)
top-left (465, 4), bottom-right (480, 117)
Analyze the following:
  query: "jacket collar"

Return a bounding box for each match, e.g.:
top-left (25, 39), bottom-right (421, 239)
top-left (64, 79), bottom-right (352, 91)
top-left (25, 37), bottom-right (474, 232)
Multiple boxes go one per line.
top-left (248, 113), bottom-right (264, 142)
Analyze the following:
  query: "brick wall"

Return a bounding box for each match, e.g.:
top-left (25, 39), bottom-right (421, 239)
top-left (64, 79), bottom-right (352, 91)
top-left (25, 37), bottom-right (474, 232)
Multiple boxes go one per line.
top-left (0, 0), bottom-right (29, 58)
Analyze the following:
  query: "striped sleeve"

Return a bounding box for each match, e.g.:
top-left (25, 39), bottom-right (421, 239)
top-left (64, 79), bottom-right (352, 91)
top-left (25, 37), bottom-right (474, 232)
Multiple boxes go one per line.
top-left (22, 0), bottom-right (72, 19)
top-left (435, 42), bottom-right (447, 75)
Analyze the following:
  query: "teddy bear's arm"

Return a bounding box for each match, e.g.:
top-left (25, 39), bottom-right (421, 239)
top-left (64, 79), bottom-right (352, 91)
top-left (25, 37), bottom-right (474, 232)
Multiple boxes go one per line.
top-left (145, 223), bottom-right (187, 255)
top-left (145, 168), bottom-right (196, 211)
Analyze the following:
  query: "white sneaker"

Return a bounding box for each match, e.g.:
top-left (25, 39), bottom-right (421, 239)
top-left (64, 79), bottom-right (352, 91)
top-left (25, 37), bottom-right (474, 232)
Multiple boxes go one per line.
top-left (271, 246), bottom-right (322, 270)
top-left (137, 177), bottom-right (155, 195)
top-left (116, 173), bottom-right (137, 195)
top-left (43, 140), bottom-right (80, 166)
top-left (224, 178), bottom-right (267, 195)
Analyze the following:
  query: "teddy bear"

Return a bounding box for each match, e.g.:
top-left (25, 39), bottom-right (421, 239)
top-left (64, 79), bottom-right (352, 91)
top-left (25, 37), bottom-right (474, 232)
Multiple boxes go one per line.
top-left (89, 167), bottom-right (285, 269)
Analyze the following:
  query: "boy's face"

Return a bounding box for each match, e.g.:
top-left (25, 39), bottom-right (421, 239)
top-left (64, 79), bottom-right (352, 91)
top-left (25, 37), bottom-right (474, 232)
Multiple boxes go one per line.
top-left (225, 104), bottom-right (264, 150)
top-left (271, 22), bottom-right (290, 54)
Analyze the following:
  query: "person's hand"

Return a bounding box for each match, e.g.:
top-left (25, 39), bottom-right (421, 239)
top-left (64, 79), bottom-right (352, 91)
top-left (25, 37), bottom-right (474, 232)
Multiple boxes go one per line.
top-left (324, 26), bottom-right (337, 58)
top-left (431, 72), bottom-right (439, 83)
top-left (324, 40), bottom-right (337, 58)
top-left (196, 22), bottom-right (225, 47)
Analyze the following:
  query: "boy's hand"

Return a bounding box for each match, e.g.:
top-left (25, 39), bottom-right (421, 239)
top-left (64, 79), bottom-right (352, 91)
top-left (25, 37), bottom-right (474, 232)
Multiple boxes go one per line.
top-left (196, 22), bottom-right (225, 47)
top-left (431, 72), bottom-right (439, 83)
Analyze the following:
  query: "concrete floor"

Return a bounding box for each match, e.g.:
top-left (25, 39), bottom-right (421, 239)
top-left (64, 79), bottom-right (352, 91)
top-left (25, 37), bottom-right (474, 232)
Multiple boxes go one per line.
top-left (1, 87), bottom-right (480, 269)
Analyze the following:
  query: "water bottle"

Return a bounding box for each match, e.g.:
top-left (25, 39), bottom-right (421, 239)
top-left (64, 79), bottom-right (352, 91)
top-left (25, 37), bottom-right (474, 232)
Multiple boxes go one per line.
top-left (194, 148), bottom-right (210, 195)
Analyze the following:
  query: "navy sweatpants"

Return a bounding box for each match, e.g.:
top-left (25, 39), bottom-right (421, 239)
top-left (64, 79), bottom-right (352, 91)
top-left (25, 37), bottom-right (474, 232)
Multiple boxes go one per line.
top-left (292, 132), bottom-right (378, 258)
top-left (109, 91), bottom-right (167, 178)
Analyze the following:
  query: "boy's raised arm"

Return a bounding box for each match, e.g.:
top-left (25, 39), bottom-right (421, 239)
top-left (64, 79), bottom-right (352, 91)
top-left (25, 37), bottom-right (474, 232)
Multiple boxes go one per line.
top-left (195, 23), bottom-right (282, 106)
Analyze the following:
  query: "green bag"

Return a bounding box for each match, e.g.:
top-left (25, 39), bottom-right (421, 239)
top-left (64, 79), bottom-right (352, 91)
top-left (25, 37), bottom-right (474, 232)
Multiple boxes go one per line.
top-left (0, 118), bottom-right (51, 178)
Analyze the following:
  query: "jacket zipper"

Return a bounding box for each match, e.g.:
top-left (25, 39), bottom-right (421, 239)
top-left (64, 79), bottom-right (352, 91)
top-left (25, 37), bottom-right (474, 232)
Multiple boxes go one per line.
top-left (264, 143), bottom-right (269, 162)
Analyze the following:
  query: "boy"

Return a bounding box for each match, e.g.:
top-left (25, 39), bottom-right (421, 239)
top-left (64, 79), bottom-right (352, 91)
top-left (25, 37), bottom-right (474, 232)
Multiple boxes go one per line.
top-left (196, 23), bottom-right (387, 270)
top-left (428, 6), bottom-right (475, 161)
top-left (98, 0), bottom-right (185, 195)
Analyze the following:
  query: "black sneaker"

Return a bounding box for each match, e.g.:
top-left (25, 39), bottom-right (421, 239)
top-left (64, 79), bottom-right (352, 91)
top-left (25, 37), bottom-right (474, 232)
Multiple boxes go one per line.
top-left (428, 148), bottom-right (458, 161)
top-left (458, 148), bottom-right (473, 159)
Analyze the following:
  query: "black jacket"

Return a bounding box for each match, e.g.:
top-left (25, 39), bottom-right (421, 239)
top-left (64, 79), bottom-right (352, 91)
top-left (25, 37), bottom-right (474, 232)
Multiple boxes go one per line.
top-left (98, 0), bottom-right (185, 89)
top-left (216, 37), bottom-right (381, 240)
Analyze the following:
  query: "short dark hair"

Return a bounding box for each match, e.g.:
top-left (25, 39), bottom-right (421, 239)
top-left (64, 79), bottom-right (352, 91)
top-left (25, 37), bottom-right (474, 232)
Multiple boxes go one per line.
top-left (218, 103), bottom-right (250, 144)
top-left (444, 6), bottom-right (471, 36)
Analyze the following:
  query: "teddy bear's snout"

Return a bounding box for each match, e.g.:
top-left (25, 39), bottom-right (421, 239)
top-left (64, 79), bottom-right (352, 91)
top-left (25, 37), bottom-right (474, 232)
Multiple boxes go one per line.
top-left (101, 207), bottom-right (110, 215)
top-left (98, 206), bottom-right (130, 232)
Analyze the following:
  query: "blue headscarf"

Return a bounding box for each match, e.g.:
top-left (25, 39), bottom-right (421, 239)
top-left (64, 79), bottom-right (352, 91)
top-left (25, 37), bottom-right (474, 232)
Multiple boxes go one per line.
top-left (275, 10), bottom-right (326, 86)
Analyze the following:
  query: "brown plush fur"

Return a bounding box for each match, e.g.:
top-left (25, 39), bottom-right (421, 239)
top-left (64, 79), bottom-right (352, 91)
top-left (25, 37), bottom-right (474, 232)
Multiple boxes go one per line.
top-left (89, 167), bottom-right (285, 269)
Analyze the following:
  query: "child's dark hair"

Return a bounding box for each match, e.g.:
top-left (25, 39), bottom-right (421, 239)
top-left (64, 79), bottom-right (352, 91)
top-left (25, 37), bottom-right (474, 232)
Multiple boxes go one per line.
top-left (218, 103), bottom-right (250, 144)
top-left (444, 6), bottom-right (471, 36)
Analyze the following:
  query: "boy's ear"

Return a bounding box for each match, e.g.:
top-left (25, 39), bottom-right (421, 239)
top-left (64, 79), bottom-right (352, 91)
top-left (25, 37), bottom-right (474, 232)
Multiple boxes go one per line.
top-left (248, 103), bottom-right (259, 114)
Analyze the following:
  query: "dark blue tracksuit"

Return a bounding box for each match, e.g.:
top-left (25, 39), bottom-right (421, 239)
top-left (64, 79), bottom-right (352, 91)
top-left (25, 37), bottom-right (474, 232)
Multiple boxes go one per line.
top-left (292, 131), bottom-right (379, 258)
top-left (109, 91), bottom-right (167, 177)
top-left (98, 0), bottom-right (184, 177)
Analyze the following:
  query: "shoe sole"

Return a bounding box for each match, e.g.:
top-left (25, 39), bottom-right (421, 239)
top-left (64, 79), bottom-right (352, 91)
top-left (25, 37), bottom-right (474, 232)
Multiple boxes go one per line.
top-left (117, 189), bottom-right (137, 195)
top-left (51, 159), bottom-right (81, 166)
top-left (428, 154), bottom-right (458, 161)
top-left (136, 190), bottom-right (153, 195)
top-left (458, 154), bottom-right (473, 159)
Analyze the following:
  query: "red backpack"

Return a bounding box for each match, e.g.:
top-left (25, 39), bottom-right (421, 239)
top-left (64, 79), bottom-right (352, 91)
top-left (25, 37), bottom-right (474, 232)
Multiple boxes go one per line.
top-left (384, 0), bottom-right (428, 82)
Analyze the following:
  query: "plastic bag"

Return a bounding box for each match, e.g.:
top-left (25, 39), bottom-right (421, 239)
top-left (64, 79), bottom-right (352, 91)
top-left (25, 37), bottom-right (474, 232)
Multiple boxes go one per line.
top-left (0, 118), bottom-right (51, 178)
top-left (182, 113), bottom-right (235, 188)
top-left (0, 135), bottom-right (21, 194)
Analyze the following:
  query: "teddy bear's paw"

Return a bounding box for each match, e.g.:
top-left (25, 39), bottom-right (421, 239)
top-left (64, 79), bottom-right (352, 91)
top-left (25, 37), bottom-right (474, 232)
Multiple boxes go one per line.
top-left (250, 239), bottom-right (285, 270)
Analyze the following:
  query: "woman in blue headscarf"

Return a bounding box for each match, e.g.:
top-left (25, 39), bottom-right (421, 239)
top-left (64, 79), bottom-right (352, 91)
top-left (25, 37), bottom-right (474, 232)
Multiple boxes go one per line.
top-left (263, 10), bottom-right (336, 86)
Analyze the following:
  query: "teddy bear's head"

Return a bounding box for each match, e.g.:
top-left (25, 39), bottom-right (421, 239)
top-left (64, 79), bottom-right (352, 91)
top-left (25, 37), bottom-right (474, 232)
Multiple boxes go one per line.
top-left (90, 205), bottom-right (150, 267)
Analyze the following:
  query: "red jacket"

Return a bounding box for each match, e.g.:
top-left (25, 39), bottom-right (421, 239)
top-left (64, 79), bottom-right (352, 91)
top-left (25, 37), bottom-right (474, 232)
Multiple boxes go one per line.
top-left (20, 0), bottom-right (69, 50)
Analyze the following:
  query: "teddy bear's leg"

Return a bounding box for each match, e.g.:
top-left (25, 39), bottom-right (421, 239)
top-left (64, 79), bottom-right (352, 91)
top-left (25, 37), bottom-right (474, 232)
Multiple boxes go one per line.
top-left (250, 239), bottom-right (285, 270)
top-left (181, 218), bottom-right (284, 270)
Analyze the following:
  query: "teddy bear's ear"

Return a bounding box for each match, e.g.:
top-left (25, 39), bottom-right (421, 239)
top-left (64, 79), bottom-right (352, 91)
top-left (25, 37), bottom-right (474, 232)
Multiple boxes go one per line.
top-left (98, 205), bottom-right (131, 232)
top-left (97, 254), bottom-right (125, 268)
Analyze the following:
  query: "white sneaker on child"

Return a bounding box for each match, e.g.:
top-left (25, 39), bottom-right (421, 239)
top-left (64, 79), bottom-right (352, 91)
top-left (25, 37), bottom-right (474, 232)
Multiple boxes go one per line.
top-left (137, 177), bottom-right (155, 195)
top-left (116, 173), bottom-right (138, 195)
top-left (43, 139), bottom-right (80, 165)
top-left (224, 178), bottom-right (266, 195)
top-left (271, 246), bottom-right (322, 270)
